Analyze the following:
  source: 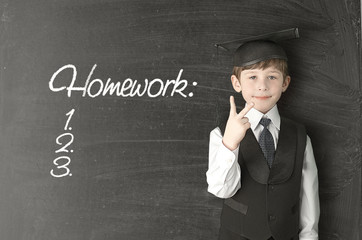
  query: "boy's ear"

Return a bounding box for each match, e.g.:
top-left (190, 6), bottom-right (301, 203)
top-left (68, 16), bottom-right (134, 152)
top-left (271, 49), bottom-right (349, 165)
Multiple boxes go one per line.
top-left (282, 76), bottom-right (291, 92)
top-left (231, 75), bottom-right (242, 92)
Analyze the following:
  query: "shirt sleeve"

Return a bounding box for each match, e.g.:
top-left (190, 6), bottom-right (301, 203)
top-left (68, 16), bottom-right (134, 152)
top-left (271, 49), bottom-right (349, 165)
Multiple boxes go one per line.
top-left (206, 127), bottom-right (241, 199)
top-left (299, 135), bottom-right (320, 240)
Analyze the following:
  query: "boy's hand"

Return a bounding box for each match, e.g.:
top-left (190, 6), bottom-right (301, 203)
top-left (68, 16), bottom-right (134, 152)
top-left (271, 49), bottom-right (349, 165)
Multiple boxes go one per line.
top-left (222, 96), bottom-right (254, 151)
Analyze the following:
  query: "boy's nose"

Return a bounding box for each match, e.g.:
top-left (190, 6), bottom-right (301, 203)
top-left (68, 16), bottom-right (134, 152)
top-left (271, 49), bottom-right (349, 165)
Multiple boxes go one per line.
top-left (258, 79), bottom-right (268, 91)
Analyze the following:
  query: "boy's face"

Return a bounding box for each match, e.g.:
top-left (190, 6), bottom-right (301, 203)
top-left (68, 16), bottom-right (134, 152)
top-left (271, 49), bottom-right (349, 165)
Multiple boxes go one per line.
top-left (231, 66), bottom-right (290, 113)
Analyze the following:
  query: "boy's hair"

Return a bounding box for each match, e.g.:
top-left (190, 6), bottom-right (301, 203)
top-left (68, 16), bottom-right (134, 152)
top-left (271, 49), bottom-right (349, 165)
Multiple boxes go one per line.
top-left (232, 58), bottom-right (289, 80)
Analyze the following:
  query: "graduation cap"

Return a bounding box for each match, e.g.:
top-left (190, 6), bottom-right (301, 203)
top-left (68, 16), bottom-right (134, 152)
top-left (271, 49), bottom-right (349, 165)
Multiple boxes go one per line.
top-left (215, 28), bottom-right (299, 67)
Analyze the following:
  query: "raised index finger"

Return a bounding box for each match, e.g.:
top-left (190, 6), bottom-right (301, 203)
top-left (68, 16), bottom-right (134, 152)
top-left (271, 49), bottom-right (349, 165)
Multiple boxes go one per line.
top-left (238, 102), bottom-right (254, 118)
top-left (229, 96), bottom-right (237, 116)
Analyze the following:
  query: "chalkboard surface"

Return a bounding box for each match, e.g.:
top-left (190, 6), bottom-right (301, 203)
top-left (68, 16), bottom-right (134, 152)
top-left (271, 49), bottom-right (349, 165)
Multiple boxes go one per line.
top-left (0, 0), bottom-right (360, 239)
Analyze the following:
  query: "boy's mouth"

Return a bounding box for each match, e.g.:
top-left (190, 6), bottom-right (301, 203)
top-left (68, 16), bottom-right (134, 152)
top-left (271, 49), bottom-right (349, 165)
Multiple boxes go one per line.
top-left (253, 96), bottom-right (271, 100)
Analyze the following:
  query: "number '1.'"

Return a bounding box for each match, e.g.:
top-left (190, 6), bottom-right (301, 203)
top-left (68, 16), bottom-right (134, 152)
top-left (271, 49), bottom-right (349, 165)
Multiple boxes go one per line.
top-left (64, 109), bottom-right (75, 130)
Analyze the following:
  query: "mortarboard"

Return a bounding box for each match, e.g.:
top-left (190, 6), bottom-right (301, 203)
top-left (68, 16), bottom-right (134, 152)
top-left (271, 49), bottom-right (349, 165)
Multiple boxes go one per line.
top-left (215, 28), bottom-right (299, 67)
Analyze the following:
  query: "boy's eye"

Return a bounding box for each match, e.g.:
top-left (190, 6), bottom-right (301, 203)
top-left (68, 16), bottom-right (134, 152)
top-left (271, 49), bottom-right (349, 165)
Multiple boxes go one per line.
top-left (249, 76), bottom-right (256, 80)
top-left (268, 76), bottom-right (277, 80)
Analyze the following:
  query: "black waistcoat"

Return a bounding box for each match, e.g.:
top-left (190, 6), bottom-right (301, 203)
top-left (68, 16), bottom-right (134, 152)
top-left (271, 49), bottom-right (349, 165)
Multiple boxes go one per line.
top-left (219, 117), bottom-right (306, 240)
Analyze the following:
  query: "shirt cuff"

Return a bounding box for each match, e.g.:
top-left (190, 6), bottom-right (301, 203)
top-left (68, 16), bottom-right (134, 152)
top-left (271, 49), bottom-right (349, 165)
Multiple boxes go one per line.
top-left (215, 142), bottom-right (238, 168)
top-left (209, 127), bottom-right (238, 168)
top-left (299, 234), bottom-right (318, 240)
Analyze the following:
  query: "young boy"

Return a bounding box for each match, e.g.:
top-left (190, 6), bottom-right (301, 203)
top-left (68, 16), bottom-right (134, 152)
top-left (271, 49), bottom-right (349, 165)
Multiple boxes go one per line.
top-left (207, 29), bottom-right (320, 240)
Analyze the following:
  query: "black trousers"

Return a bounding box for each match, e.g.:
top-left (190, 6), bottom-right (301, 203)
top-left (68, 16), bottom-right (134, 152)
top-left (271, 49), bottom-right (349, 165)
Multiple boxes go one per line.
top-left (240, 237), bottom-right (274, 240)
top-left (219, 227), bottom-right (274, 240)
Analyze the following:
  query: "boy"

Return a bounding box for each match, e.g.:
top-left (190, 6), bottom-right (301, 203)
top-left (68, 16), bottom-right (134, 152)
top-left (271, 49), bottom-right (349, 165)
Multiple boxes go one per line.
top-left (206, 29), bottom-right (320, 240)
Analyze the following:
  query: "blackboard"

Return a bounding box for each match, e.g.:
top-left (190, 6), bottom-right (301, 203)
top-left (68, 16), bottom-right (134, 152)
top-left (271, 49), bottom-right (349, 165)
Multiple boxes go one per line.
top-left (0, 0), bottom-right (360, 239)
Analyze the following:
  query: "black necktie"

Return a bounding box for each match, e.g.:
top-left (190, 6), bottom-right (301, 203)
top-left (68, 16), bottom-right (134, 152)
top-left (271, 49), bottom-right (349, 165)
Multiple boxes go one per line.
top-left (259, 118), bottom-right (275, 168)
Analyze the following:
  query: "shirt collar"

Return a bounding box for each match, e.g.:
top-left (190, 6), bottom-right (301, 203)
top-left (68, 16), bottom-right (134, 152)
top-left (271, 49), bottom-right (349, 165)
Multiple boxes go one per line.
top-left (245, 104), bottom-right (281, 131)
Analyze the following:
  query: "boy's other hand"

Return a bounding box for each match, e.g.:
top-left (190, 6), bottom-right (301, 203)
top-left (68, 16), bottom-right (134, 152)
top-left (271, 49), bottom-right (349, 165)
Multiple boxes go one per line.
top-left (222, 96), bottom-right (254, 151)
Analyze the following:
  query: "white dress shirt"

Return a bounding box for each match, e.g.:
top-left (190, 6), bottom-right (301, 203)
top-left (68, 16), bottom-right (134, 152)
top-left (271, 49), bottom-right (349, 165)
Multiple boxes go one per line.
top-left (206, 105), bottom-right (320, 240)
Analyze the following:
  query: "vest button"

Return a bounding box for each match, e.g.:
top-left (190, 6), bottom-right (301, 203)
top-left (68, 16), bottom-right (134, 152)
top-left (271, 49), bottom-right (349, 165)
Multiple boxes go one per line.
top-left (269, 185), bottom-right (274, 191)
top-left (269, 215), bottom-right (276, 221)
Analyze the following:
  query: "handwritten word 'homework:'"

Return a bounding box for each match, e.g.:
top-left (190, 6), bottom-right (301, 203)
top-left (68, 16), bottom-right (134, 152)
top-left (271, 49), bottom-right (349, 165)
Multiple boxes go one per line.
top-left (49, 64), bottom-right (197, 98)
